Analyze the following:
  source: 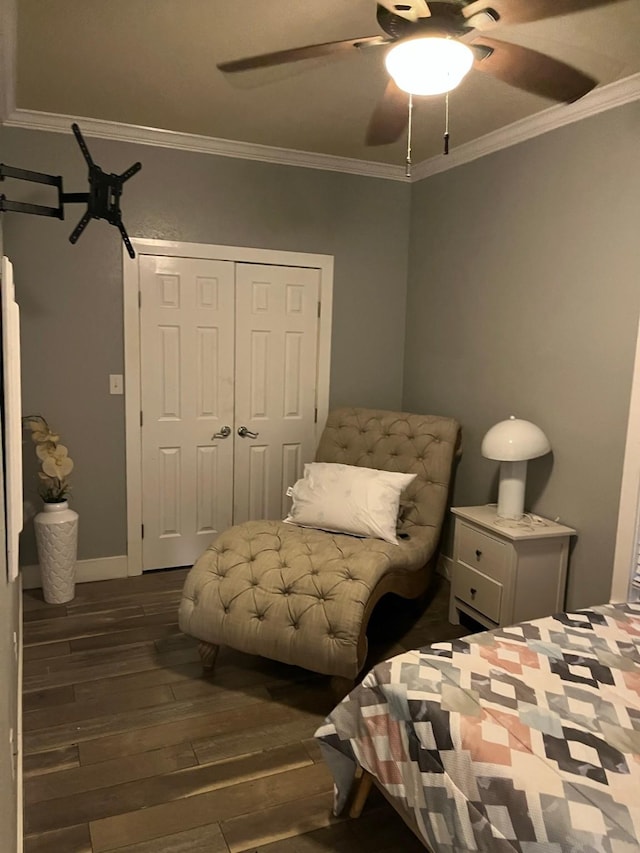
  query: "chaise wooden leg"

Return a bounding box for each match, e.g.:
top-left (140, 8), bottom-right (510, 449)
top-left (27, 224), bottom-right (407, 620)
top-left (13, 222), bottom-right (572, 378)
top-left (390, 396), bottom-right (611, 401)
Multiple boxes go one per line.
top-left (198, 641), bottom-right (219, 673)
top-left (349, 770), bottom-right (374, 819)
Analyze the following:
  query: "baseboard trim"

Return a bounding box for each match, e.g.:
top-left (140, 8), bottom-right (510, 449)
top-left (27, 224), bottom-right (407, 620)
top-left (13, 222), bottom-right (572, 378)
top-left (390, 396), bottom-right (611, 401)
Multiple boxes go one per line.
top-left (21, 555), bottom-right (129, 590)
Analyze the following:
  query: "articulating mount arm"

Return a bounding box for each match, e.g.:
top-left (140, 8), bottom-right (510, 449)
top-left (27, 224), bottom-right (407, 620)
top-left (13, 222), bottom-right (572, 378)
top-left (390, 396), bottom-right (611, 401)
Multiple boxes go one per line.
top-left (0, 123), bottom-right (141, 258)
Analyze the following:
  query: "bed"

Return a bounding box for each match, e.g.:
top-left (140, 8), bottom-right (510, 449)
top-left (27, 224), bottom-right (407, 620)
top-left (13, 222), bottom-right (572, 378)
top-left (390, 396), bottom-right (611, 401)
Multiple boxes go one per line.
top-left (315, 602), bottom-right (640, 852)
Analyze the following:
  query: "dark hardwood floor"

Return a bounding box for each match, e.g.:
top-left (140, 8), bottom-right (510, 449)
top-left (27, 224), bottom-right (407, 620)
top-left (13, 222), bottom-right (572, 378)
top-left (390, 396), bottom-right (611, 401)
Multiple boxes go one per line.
top-left (22, 568), bottom-right (468, 853)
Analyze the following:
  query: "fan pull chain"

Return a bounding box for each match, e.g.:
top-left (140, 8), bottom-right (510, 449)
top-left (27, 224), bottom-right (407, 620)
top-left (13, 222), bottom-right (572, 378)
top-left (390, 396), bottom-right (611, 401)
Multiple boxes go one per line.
top-left (405, 93), bottom-right (413, 178)
top-left (444, 92), bottom-right (450, 156)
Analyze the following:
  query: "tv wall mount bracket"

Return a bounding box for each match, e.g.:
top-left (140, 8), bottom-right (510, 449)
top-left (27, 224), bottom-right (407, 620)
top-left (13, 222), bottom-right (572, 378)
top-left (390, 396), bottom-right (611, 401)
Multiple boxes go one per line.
top-left (0, 123), bottom-right (141, 258)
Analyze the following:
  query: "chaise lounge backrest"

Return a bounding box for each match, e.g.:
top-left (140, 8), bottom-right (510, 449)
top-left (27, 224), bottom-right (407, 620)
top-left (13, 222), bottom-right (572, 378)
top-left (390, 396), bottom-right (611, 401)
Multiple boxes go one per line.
top-left (315, 407), bottom-right (461, 553)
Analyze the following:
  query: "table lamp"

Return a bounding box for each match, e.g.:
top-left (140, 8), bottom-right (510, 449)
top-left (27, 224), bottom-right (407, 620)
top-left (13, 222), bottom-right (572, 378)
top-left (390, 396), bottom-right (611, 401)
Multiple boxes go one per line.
top-left (481, 416), bottom-right (551, 520)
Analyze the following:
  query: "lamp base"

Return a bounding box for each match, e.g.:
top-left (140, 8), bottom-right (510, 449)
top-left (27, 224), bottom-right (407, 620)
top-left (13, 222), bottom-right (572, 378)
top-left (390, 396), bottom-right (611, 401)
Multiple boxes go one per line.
top-left (497, 460), bottom-right (528, 520)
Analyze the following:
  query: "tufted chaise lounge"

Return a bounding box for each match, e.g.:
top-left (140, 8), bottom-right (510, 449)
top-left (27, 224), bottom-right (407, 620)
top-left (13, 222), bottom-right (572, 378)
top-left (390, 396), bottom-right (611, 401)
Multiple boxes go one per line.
top-left (178, 407), bottom-right (461, 682)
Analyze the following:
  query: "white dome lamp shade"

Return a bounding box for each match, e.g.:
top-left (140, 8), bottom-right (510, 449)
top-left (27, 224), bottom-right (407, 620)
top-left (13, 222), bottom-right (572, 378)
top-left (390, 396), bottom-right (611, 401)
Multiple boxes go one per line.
top-left (384, 37), bottom-right (474, 96)
top-left (481, 416), bottom-right (551, 520)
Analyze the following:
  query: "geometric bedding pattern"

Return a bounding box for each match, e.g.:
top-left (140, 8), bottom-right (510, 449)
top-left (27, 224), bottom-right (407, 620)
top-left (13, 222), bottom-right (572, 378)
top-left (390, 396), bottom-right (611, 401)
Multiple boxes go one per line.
top-left (315, 602), bottom-right (640, 852)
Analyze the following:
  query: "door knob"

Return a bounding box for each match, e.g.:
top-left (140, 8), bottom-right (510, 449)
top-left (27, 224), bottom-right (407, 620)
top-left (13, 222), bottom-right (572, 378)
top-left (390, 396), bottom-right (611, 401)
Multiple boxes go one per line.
top-left (237, 426), bottom-right (259, 439)
top-left (212, 425), bottom-right (231, 439)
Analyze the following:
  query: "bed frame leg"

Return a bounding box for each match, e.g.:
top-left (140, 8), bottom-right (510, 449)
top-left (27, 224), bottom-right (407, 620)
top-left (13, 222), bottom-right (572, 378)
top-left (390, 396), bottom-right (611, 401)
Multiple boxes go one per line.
top-left (349, 770), bottom-right (374, 819)
top-left (198, 641), bottom-right (219, 673)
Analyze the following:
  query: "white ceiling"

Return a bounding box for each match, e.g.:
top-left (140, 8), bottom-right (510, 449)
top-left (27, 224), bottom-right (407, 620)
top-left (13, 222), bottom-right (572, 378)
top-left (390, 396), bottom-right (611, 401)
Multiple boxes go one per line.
top-left (12, 0), bottom-right (640, 168)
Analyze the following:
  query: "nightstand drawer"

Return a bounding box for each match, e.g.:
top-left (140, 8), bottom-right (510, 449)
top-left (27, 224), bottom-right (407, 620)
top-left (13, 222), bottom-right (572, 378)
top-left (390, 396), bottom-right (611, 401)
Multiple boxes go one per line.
top-left (457, 523), bottom-right (508, 582)
top-left (453, 562), bottom-right (503, 623)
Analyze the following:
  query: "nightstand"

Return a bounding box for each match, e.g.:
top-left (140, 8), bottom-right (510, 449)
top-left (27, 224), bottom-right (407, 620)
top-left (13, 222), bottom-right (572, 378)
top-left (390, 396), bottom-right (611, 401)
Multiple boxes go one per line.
top-left (448, 505), bottom-right (576, 629)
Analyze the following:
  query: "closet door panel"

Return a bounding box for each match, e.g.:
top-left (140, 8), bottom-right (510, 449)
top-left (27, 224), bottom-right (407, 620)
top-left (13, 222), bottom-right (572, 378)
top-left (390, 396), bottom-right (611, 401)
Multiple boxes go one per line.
top-left (140, 256), bottom-right (235, 570)
top-left (233, 264), bottom-right (320, 523)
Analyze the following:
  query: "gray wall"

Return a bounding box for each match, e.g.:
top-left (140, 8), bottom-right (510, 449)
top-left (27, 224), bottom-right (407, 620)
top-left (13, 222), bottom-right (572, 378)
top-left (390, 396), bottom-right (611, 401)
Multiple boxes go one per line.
top-left (0, 207), bottom-right (20, 852)
top-left (6, 103), bottom-right (640, 607)
top-left (1, 126), bottom-right (411, 564)
top-left (404, 100), bottom-right (640, 609)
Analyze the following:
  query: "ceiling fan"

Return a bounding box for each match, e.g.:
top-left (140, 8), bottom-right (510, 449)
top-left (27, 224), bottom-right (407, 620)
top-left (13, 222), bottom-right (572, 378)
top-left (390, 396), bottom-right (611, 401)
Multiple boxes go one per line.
top-left (217, 0), bottom-right (616, 146)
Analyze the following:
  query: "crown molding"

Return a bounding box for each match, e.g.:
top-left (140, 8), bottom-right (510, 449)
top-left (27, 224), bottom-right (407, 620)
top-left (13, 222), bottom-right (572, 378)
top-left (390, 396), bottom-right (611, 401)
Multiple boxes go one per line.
top-left (2, 108), bottom-right (410, 182)
top-left (3, 72), bottom-right (639, 183)
top-left (411, 72), bottom-right (640, 182)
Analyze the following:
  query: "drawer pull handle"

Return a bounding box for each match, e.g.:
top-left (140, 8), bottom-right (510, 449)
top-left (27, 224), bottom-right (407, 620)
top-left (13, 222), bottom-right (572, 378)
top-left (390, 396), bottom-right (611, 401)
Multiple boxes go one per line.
top-left (470, 587), bottom-right (477, 599)
top-left (475, 549), bottom-right (482, 559)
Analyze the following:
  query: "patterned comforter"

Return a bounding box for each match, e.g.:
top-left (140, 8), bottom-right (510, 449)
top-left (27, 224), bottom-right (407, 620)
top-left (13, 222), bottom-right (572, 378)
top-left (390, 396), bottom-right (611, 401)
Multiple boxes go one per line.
top-left (315, 603), bottom-right (640, 852)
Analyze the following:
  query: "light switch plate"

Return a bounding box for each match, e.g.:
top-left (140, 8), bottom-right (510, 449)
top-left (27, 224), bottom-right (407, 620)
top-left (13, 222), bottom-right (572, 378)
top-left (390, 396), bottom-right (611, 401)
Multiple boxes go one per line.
top-left (109, 374), bottom-right (124, 395)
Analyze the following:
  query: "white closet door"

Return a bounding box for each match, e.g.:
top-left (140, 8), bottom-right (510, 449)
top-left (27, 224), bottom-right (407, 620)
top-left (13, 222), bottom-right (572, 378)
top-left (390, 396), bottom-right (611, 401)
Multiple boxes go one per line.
top-left (233, 263), bottom-right (320, 522)
top-left (140, 256), bottom-right (235, 570)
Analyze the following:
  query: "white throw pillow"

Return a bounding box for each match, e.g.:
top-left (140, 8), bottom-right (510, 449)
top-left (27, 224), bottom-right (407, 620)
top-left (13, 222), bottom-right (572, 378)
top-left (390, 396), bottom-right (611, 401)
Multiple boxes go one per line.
top-left (284, 462), bottom-right (416, 545)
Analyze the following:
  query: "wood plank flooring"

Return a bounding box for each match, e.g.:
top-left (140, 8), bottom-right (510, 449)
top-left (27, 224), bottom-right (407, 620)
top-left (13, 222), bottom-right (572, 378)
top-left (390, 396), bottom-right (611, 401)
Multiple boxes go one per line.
top-left (22, 568), bottom-right (468, 852)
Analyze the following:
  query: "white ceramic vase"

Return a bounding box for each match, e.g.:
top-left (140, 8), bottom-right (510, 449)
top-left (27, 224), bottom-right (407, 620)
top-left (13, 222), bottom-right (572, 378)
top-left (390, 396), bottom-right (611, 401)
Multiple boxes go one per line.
top-left (34, 500), bottom-right (79, 604)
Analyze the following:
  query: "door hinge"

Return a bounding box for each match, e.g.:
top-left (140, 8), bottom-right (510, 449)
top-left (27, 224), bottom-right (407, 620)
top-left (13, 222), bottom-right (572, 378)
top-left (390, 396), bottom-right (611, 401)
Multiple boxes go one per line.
top-left (140, 411), bottom-right (143, 427)
top-left (314, 407), bottom-right (318, 423)
top-left (317, 301), bottom-right (321, 318)
top-left (138, 290), bottom-right (142, 308)
top-left (141, 524), bottom-right (144, 540)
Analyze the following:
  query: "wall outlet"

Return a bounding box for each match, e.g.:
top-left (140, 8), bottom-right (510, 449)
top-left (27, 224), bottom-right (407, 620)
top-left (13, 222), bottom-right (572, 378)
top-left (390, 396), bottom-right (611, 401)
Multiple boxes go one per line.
top-left (109, 374), bottom-right (124, 395)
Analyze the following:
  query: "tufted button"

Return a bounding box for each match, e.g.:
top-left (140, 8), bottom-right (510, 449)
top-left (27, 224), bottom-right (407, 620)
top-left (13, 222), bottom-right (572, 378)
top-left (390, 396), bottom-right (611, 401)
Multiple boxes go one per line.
top-left (292, 622), bottom-right (299, 630)
top-left (328, 631), bottom-right (335, 639)
top-left (318, 594), bottom-right (325, 602)
top-left (223, 606), bottom-right (230, 614)
top-left (282, 588), bottom-right (291, 596)
top-left (193, 592), bottom-right (199, 604)
top-left (251, 578), bottom-right (259, 586)
top-left (257, 613), bottom-right (265, 621)
top-left (310, 568), bottom-right (319, 575)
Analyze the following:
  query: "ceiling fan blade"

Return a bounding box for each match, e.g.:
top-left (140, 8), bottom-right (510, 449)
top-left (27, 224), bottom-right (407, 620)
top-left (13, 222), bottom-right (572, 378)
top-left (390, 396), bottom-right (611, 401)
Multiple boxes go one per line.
top-left (472, 37), bottom-right (597, 103)
top-left (377, 0), bottom-right (431, 21)
top-left (218, 36), bottom-right (385, 73)
top-left (463, 0), bottom-right (620, 27)
top-left (366, 79), bottom-right (410, 146)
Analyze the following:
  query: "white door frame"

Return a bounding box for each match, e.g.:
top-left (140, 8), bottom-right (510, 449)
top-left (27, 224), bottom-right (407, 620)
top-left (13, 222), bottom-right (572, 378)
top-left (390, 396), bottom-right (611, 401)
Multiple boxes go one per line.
top-left (611, 311), bottom-right (640, 602)
top-left (123, 238), bottom-right (334, 576)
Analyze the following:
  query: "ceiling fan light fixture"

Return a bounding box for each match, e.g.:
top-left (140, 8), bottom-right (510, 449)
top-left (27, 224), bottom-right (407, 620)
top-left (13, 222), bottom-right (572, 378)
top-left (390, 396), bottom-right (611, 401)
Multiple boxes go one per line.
top-left (385, 37), bottom-right (474, 96)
